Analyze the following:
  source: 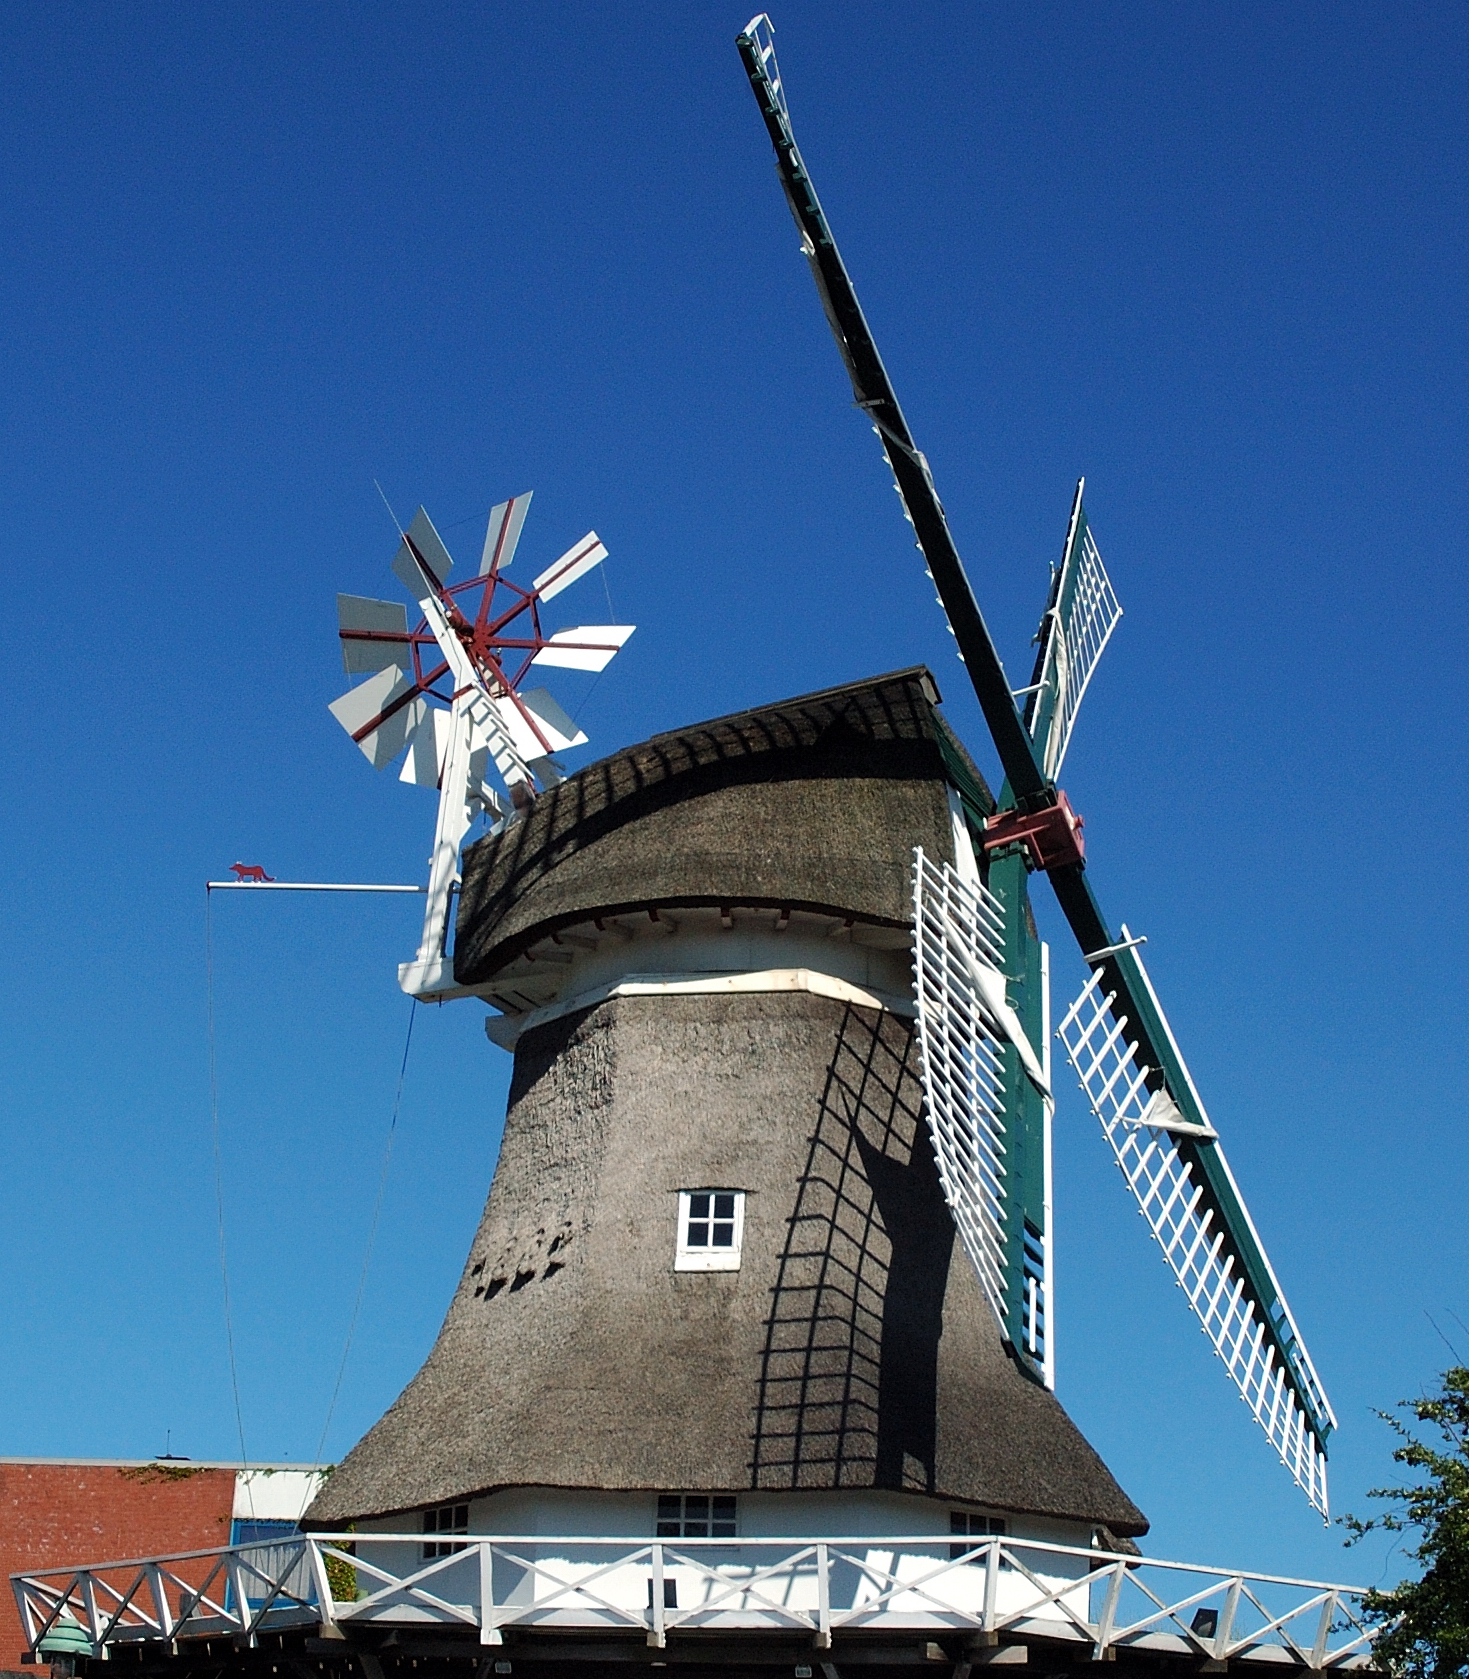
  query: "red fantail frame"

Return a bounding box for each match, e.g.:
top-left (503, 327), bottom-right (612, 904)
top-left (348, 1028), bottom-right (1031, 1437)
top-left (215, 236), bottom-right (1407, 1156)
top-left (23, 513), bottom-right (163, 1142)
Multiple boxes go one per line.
top-left (338, 524), bottom-right (618, 764)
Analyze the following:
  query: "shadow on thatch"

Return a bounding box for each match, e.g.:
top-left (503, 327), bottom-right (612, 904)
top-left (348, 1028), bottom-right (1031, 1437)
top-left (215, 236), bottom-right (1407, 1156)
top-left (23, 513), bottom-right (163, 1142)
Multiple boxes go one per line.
top-left (752, 1005), bottom-right (951, 1492)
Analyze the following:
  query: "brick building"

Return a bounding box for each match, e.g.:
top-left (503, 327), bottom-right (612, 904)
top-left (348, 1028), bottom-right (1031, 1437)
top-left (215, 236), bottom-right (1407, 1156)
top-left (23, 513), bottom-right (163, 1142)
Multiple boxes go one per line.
top-left (0, 1459), bottom-right (323, 1667)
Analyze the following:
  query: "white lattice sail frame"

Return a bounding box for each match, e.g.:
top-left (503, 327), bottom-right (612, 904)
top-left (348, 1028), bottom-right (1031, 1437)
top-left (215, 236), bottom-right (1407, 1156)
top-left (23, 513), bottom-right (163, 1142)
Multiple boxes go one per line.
top-left (911, 848), bottom-right (1014, 1335)
top-left (1057, 959), bottom-right (1336, 1517)
top-left (1036, 519), bottom-right (1122, 781)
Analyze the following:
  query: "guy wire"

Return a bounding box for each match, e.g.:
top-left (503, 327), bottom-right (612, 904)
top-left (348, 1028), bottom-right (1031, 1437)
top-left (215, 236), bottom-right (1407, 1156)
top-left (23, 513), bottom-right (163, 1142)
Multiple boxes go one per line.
top-left (374, 478), bottom-right (405, 538)
top-left (205, 887), bottom-right (251, 1473)
top-left (312, 1000), bottom-right (418, 1467)
top-left (569, 558), bottom-right (619, 729)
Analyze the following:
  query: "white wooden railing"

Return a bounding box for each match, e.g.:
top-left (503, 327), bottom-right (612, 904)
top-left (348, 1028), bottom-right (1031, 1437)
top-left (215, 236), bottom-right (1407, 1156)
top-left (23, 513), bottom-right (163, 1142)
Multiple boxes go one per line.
top-left (12, 1533), bottom-right (1381, 1669)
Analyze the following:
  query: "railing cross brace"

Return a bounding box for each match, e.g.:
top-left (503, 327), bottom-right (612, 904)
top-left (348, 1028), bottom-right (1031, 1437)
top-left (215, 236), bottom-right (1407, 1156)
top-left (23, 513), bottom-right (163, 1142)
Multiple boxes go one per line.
top-left (1093, 1560), bottom-right (1126, 1660)
top-left (9, 1531), bottom-right (1383, 1670)
top-left (648, 1542), bottom-right (666, 1649)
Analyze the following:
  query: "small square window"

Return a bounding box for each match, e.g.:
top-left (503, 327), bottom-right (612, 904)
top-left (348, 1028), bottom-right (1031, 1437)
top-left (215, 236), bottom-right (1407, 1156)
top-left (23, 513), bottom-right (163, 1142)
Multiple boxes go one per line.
top-left (656, 1492), bottom-right (737, 1538)
top-left (949, 1510), bottom-right (1010, 1565)
top-left (675, 1190), bottom-right (745, 1271)
top-left (423, 1502), bottom-right (469, 1559)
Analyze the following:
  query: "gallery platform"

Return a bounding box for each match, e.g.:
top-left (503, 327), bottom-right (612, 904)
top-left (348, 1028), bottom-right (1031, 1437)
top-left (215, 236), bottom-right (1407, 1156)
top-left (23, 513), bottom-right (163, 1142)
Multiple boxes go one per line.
top-left (12, 1531), bottom-right (1379, 1675)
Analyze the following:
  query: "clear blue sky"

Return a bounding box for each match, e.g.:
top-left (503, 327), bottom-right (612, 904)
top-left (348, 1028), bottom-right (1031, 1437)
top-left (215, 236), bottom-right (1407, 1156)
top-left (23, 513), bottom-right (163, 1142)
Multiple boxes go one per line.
top-left (2, 0), bottom-right (1465, 1591)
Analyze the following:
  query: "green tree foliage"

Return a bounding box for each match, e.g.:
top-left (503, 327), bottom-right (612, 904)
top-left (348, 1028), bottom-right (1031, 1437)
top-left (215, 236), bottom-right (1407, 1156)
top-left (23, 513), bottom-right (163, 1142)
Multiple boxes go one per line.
top-left (1343, 1365), bottom-right (1469, 1679)
top-left (323, 1542), bottom-right (359, 1604)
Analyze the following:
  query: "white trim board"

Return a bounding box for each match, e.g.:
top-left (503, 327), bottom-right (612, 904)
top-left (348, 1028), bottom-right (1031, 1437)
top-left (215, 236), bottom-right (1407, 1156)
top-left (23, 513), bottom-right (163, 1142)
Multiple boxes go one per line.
top-left (485, 966), bottom-right (915, 1049)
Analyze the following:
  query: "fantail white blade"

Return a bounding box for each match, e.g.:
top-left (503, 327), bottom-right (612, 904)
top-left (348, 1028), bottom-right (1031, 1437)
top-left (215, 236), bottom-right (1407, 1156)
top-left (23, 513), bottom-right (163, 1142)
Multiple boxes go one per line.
top-left (480, 492), bottom-right (534, 575)
top-left (489, 686), bottom-right (589, 760)
top-left (337, 594), bottom-right (411, 675)
top-left (530, 625), bottom-right (636, 672)
top-left (533, 532), bottom-right (607, 602)
top-left (399, 706), bottom-right (453, 788)
top-left (328, 665), bottom-right (428, 770)
top-left (392, 507), bottom-right (455, 601)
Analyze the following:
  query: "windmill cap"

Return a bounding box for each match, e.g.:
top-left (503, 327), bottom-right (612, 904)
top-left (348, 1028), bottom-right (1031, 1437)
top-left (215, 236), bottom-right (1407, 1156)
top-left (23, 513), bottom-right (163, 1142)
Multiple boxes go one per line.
top-left (454, 668), bottom-right (983, 991)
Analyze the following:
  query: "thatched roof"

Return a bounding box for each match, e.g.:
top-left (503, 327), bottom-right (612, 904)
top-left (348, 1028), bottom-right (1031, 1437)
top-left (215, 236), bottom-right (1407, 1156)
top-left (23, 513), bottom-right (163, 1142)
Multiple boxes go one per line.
top-left (454, 668), bottom-right (982, 987)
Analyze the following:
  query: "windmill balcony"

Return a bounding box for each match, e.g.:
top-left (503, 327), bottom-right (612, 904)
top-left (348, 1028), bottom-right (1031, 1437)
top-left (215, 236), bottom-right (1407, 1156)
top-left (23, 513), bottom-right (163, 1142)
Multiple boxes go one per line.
top-left (332, 1530), bottom-right (1092, 1632)
top-left (12, 1530), bottom-right (1381, 1671)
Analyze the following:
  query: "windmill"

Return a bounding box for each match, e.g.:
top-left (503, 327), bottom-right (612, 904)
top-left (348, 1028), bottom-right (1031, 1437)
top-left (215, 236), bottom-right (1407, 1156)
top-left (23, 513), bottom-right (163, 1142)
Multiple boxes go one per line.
top-left (301, 14), bottom-right (1337, 1559)
top-left (307, 663), bottom-right (1154, 1554)
top-left (328, 493), bottom-right (634, 999)
top-left (8, 25), bottom-right (1392, 1679)
top-left (735, 15), bottom-right (1336, 1516)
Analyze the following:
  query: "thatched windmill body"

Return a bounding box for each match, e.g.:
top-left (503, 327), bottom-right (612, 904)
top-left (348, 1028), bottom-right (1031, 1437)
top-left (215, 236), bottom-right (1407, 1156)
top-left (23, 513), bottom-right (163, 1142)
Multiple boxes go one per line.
top-left (307, 6), bottom-right (1337, 1601)
top-left (308, 668), bottom-right (1145, 1564)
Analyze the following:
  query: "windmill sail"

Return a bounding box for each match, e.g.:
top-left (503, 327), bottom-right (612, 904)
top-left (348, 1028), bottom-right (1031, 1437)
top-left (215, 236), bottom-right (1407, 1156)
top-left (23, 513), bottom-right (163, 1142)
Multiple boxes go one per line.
top-left (328, 664), bottom-right (427, 769)
top-left (739, 11), bottom-right (1336, 1514)
top-left (913, 846), bottom-right (1053, 1387)
top-left (531, 625), bottom-right (636, 672)
top-left (392, 507), bottom-right (456, 598)
top-left (1024, 480), bottom-right (1122, 781)
top-left (480, 492), bottom-right (533, 575)
top-left (492, 687), bottom-right (589, 760)
top-left (533, 533), bottom-right (608, 602)
top-left (737, 15), bottom-right (1046, 801)
top-left (337, 594), bottom-right (411, 674)
top-left (399, 706), bottom-right (452, 788)
top-left (1058, 951), bottom-right (1336, 1513)
top-left (910, 848), bottom-right (1014, 1334)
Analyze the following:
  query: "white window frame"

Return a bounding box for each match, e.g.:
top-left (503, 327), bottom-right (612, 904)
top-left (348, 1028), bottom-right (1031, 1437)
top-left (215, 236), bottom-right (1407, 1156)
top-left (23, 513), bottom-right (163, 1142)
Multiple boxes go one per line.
top-left (422, 1502), bottom-right (469, 1560)
top-left (655, 1492), bottom-right (738, 1538)
top-left (674, 1189), bottom-right (745, 1272)
top-left (950, 1510), bottom-right (1011, 1567)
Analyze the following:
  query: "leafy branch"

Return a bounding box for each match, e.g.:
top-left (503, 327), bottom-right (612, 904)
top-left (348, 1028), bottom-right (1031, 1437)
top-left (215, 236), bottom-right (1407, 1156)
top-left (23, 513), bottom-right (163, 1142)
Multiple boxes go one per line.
top-left (1342, 1365), bottom-right (1469, 1679)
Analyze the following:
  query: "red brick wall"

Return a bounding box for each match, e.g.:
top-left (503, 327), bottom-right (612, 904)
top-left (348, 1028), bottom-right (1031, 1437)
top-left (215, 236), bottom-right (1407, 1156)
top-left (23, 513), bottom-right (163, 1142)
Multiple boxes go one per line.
top-left (0, 1464), bottom-right (236, 1665)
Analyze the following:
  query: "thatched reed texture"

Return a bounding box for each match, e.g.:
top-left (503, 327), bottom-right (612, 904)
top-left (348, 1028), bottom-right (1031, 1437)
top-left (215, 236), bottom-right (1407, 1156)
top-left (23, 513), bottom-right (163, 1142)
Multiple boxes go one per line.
top-left (310, 995), bottom-right (1142, 1534)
